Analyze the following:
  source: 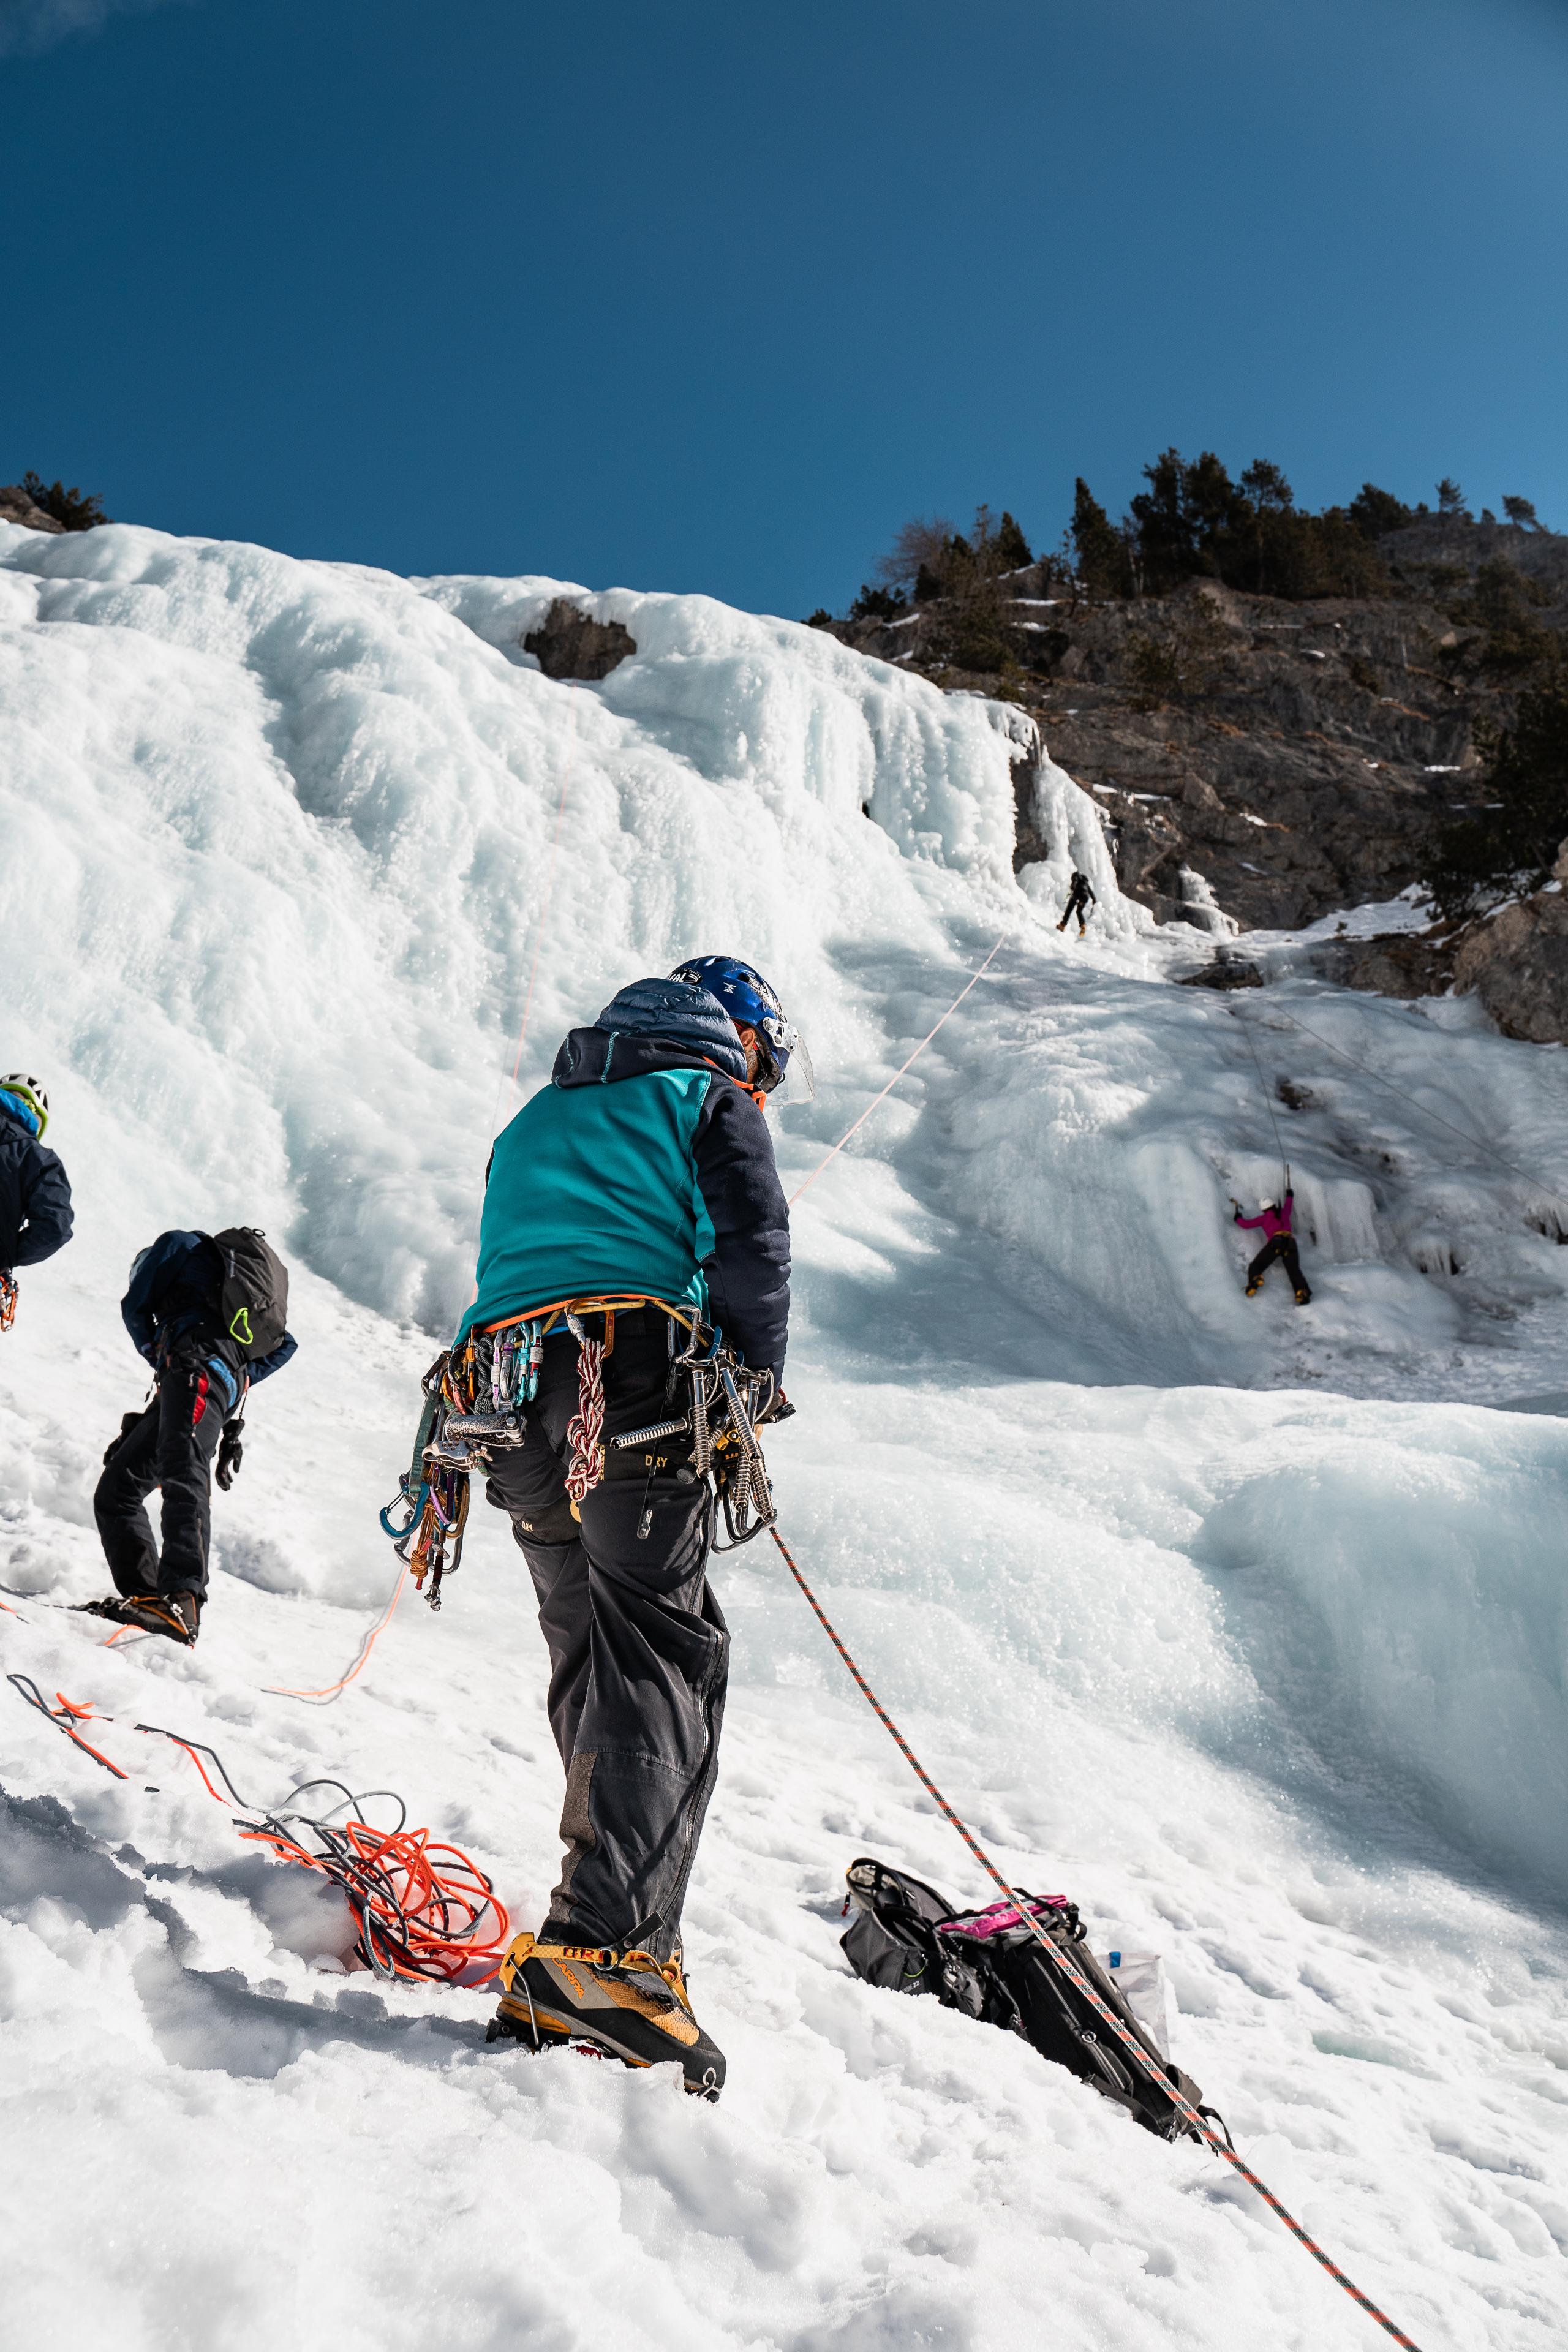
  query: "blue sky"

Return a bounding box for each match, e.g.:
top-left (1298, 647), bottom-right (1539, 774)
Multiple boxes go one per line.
top-left (3, 0), bottom-right (1566, 615)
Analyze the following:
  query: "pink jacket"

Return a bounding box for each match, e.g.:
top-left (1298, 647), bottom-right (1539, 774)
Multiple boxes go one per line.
top-left (1236, 1191), bottom-right (1292, 1238)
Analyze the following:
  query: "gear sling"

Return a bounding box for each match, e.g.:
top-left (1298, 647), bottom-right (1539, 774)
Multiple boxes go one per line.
top-left (380, 1294), bottom-right (778, 1961)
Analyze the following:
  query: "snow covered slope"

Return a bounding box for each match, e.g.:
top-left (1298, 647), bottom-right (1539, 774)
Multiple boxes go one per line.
top-left (1, 521), bottom-right (1566, 2350)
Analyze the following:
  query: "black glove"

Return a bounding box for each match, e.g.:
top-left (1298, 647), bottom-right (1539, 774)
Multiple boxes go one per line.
top-left (103, 1409), bottom-right (143, 1466)
top-left (758, 1386), bottom-right (796, 1426)
top-left (216, 1417), bottom-right (245, 1491)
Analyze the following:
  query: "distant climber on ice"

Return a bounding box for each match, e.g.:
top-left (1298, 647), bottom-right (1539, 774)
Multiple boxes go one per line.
top-left (1058, 870), bottom-right (1096, 937)
top-left (0, 1072), bottom-right (74, 1330)
top-left (1232, 1190), bottom-right (1312, 1305)
top-left (88, 1228), bottom-right (296, 1643)
top-left (468, 956), bottom-right (796, 2097)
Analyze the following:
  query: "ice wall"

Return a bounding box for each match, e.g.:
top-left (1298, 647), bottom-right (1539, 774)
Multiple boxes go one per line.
top-left (0, 526), bottom-right (1133, 1336)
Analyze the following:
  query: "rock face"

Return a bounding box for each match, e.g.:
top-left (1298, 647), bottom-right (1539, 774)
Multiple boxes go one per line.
top-left (823, 519), bottom-right (1568, 932)
top-left (523, 598), bottom-right (636, 682)
top-left (1320, 930), bottom-right (1458, 1001)
top-left (1450, 850), bottom-right (1568, 1043)
top-left (1313, 843), bottom-right (1568, 1046)
top-left (0, 485), bottom-right (65, 534)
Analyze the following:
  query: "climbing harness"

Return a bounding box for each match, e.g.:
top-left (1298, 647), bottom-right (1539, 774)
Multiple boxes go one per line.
top-left (378, 1297), bottom-right (782, 1604)
top-left (4, 1675), bottom-right (510, 1985)
top-left (0, 1272), bottom-right (17, 1332)
top-left (767, 1525), bottom-right (1425, 2351)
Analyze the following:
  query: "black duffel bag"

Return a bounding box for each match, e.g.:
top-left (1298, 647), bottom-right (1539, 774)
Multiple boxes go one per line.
top-left (841, 1855), bottom-right (1213, 2143)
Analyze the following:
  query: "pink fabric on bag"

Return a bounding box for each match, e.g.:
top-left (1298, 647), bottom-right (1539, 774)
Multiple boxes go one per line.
top-left (938, 1896), bottom-right (1069, 1940)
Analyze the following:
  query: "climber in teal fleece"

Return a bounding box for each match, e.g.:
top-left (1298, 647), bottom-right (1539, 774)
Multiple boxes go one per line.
top-left (469, 970), bottom-right (793, 2084)
top-left (460, 974), bottom-right (790, 1382)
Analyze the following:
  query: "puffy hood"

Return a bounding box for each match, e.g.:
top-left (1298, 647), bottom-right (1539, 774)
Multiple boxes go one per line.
top-left (552, 976), bottom-right (750, 1091)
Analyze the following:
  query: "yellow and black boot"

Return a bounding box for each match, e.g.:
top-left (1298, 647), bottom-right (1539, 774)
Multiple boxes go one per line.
top-left (487, 1932), bottom-right (725, 2098)
top-left (107, 1591), bottom-right (201, 1644)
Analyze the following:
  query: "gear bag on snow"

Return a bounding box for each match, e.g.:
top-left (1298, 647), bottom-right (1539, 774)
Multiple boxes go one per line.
top-left (209, 1227), bottom-right (288, 1360)
top-left (840, 1856), bottom-right (1211, 2143)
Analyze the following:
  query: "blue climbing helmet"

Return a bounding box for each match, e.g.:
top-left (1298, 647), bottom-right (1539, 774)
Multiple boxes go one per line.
top-left (669, 956), bottom-right (813, 1097)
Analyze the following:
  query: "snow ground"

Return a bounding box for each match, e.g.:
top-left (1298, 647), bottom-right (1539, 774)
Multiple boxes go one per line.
top-left (1, 521), bottom-right (1565, 2350)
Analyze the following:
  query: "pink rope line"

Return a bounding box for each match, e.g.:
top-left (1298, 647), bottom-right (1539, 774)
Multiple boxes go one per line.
top-left (788, 934), bottom-right (1008, 1207)
top-left (769, 1526), bottom-right (1425, 2350)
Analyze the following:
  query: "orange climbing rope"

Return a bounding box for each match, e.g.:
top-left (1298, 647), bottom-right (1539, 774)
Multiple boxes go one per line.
top-left (769, 1525), bottom-right (1425, 2351)
top-left (264, 1561), bottom-right (408, 1705)
top-left (138, 1727), bottom-right (513, 1986)
top-left (6, 1676), bottom-right (129, 1779)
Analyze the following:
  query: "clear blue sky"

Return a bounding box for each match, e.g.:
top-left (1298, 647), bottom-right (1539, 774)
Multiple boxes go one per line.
top-left (3, 0), bottom-right (1566, 616)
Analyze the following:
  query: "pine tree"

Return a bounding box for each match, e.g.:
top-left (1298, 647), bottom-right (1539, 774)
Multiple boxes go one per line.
top-left (993, 511), bottom-right (1033, 570)
top-left (1348, 484), bottom-right (1412, 538)
top-left (1436, 477), bottom-right (1468, 518)
top-left (1502, 495), bottom-right (1540, 530)
top-left (1069, 478), bottom-right (1128, 597)
top-left (21, 472), bottom-right (108, 531)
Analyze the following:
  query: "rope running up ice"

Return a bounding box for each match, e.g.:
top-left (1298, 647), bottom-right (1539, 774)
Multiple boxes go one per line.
top-left (1233, 1000), bottom-right (1568, 1222)
top-left (767, 1526), bottom-right (1425, 2351)
top-left (788, 935), bottom-right (1008, 1207)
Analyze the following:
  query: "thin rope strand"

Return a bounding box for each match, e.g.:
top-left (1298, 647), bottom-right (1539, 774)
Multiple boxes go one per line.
top-left (265, 1561), bottom-right (407, 1705)
top-left (1235, 1001), bottom-right (1568, 1217)
top-left (789, 935), bottom-right (1008, 1208)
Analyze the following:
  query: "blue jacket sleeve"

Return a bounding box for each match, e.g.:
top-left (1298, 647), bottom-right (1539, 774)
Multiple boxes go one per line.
top-left (247, 1330), bottom-right (298, 1384)
top-left (121, 1231), bottom-right (205, 1363)
top-left (692, 1082), bottom-right (790, 1381)
top-left (12, 1143), bottom-right (74, 1268)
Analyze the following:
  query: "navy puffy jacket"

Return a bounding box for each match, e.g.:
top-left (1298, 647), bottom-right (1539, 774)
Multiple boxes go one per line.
top-left (123, 1231), bottom-right (298, 1409)
top-left (0, 1103), bottom-right (74, 1272)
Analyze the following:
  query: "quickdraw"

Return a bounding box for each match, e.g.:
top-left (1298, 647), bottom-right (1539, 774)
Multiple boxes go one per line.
top-left (377, 1344), bottom-right (481, 1610)
top-left (0, 1272), bottom-right (17, 1332)
top-left (379, 1298), bottom-right (782, 1604)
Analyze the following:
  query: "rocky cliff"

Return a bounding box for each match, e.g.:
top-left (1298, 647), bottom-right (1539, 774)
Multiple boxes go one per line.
top-left (820, 518), bottom-right (1568, 935)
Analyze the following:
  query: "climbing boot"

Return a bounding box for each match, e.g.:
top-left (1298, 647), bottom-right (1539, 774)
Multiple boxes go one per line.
top-left (1245, 1280), bottom-right (1262, 1298)
top-left (111, 1591), bottom-right (200, 1645)
top-left (486, 1932), bottom-right (725, 2098)
top-left (1294, 1288), bottom-right (1313, 1306)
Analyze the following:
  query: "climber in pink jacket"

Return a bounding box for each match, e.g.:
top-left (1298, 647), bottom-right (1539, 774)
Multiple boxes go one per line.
top-left (1232, 1189), bottom-right (1311, 1305)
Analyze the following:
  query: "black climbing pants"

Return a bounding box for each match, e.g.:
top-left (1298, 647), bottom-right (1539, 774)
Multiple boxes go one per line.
top-left (483, 1306), bottom-right (728, 1964)
top-left (1248, 1233), bottom-right (1311, 1300)
top-left (94, 1359), bottom-right (227, 1599)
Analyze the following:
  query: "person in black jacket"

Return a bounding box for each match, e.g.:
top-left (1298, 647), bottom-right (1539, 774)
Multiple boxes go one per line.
top-left (475, 959), bottom-right (794, 2094)
top-left (0, 1074), bottom-right (74, 1323)
top-left (90, 1231), bottom-right (296, 1644)
top-left (1057, 870), bottom-right (1097, 938)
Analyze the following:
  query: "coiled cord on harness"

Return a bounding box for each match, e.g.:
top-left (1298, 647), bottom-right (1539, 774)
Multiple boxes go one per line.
top-left (767, 1525), bottom-right (1425, 2351)
top-left (563, 1313), bottom-right (606, 1506)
